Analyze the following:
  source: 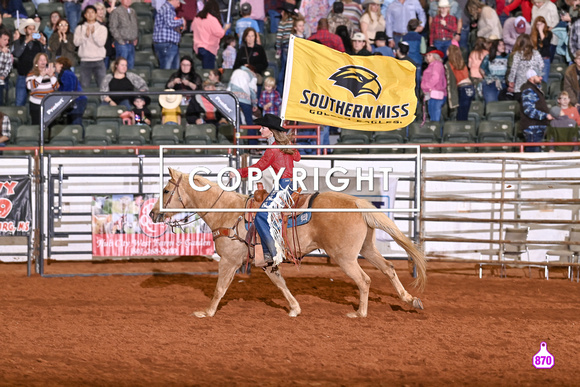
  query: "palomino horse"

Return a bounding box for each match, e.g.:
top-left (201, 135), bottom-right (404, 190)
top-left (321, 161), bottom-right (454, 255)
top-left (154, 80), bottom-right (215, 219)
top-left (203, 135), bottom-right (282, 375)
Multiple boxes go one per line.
top-left (150, 168), bottom-right (426, 318)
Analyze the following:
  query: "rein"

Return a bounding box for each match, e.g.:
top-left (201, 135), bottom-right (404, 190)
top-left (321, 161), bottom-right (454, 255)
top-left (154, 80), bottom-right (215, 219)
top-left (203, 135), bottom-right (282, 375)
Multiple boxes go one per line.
top-left (164, 175), bottom-right (227, 232)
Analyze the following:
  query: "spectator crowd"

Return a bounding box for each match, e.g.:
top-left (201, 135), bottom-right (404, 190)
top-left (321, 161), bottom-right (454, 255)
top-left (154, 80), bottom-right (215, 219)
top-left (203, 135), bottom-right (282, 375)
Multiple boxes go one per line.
top-left (1, 0), bottom-right (580, 152)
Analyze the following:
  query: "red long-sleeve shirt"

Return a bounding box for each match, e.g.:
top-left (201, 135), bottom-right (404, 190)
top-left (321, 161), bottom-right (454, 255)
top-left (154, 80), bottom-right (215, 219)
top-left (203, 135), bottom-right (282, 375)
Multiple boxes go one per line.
top-left (238, 145), bottom-right (301, 179)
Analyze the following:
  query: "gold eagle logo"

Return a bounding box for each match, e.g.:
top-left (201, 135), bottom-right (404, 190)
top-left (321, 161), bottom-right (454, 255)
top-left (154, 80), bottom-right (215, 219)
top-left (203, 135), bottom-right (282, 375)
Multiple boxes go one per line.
top-left (328, 66), bottom-right (382, 100)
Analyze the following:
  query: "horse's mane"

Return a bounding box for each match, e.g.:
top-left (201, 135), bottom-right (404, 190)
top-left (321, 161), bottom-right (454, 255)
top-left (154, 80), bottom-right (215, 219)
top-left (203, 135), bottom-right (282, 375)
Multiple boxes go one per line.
top-left (189, 172), bottom-right (248, 201)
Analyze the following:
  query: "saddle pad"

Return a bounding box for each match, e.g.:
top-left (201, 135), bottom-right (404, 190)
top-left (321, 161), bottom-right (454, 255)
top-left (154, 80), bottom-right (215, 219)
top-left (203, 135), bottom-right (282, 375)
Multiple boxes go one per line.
top-left (245, 211), bottom-right (312, 230)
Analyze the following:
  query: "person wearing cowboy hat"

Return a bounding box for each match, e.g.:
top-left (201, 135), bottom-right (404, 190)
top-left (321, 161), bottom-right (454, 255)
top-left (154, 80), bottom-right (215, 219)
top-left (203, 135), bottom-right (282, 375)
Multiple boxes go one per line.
top-left (235, 113), bottom-right (301, 267)
top-left (352, 32), bottom-right (372, 56)
top-left (12, 18), bottom-right (47, 107)
top-left (429, 0), bottom-right (457, 59)
top-left (160, 89), bottom-right (183, 125)
top-left (421, 46), bottom-right (447, 122)
top-left (360, 0), bottom-right (385, 51)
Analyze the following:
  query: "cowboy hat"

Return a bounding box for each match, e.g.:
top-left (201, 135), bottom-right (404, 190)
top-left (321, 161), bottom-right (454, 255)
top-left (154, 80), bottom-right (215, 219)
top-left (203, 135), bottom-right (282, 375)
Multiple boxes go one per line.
top-left (159, 89), bottom-right (182, 109)
top-left (254, 114), bottom-right (287, 132)
top-left (438, 0), bottom-right (450, 7)
top-left (18, 18), bottom-right (40, 35)
top-left (352, 32), bottom-right (367, 41)
top-left (131, 94), bottom-right (151, 105)
top-left (279, 2), bottom-right (297, 15)
top-left (363, 0), bottom-right (383, 5)
top-left (423, 46), bottom-right (445, 58)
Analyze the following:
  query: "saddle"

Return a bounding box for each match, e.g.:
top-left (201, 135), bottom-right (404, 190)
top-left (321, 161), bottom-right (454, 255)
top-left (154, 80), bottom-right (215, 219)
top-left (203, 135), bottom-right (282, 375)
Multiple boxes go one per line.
top-left (245, 184), bottom-right (318, 267)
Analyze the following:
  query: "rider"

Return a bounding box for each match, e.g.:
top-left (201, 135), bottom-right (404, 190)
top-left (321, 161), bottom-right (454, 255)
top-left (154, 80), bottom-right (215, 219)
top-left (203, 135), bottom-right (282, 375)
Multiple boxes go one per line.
top-left (237, 114), bottom-right (301, 267)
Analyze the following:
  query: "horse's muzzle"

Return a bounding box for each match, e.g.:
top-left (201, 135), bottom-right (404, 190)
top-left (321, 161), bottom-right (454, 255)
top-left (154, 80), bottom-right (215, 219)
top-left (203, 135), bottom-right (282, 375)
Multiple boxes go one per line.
top-left (149, 211), bottom-right (164, 224)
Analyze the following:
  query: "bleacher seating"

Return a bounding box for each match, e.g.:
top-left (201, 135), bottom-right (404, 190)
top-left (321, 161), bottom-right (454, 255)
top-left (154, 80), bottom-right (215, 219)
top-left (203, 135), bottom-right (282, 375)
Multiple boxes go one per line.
top-left (0, 1), bottom-right (577, 158)
top-left (408, 122), bottom-right (440, 153)
top-left (441, 121), bottom-right (477, 153)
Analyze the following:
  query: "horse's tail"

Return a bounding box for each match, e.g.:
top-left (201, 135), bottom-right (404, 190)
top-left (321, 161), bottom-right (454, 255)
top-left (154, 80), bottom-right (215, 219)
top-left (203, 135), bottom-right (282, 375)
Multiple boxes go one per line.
top-left (355, 199), bottom-right (427, 291)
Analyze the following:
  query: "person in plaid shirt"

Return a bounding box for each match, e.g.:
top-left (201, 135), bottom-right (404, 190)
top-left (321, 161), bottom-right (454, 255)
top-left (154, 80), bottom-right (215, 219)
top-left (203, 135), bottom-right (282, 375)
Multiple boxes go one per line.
top-left (258, 76), bottom-right (282, 116)
top-left (0, 110), bottom-right (11, 151)
top-left (0, 30), bottom-right (13, 106)
top-left (429, 0), bottom-right (457, 59)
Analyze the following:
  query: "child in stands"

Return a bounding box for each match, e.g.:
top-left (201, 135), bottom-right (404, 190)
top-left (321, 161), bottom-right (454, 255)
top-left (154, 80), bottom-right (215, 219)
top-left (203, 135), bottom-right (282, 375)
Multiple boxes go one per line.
top-left (258, 76), bottom-right (281, 116)
top-left (160, 89), bottom-right (182, 125)
top-left (557, 91), bottom-right (580, 126)
top-left (132, 95), bottom-right (151, 126)
top-left (221, 35), bottom-right (236, 69)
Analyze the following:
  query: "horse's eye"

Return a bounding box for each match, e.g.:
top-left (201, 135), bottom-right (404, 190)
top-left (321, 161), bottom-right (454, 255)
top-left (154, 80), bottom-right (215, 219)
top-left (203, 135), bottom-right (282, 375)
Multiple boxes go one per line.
top-left (163, 190), bottom-right (169, 194)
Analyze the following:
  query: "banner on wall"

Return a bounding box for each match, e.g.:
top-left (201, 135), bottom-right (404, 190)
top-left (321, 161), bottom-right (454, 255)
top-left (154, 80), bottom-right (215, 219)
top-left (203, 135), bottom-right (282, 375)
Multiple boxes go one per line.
top-left (0, 177), bottom-right (31, 236)
top-left (91, 195), bottom-right (214, 257)
top-left (280, 36), bottom-right (417, 131)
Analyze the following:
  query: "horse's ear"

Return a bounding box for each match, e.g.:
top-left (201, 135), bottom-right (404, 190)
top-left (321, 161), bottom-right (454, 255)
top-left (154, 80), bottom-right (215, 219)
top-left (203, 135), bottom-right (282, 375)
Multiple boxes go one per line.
top-left (168, 168), bottom-right (177, 180)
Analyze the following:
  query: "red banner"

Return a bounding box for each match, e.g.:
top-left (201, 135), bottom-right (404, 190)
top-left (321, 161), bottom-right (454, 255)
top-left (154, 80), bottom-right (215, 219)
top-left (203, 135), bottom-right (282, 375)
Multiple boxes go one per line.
top-left (92, 195), bottom-right (214, 257)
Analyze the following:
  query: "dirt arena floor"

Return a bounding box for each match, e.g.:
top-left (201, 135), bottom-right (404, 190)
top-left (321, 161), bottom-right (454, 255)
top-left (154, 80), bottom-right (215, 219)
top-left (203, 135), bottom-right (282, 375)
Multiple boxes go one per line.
top-left (1, 258), bottom-right (579, 386)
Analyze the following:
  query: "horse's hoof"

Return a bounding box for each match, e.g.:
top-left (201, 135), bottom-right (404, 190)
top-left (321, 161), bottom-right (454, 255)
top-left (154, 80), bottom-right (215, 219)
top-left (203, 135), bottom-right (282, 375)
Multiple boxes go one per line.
top-left (288, 309), bottom-right (301, 317)
top-left (192, 311), bottom-right (208, 318)
top-left (412, 298), bottom-right (424, 310)
top-left (347, 312), bottom-right (365, 318)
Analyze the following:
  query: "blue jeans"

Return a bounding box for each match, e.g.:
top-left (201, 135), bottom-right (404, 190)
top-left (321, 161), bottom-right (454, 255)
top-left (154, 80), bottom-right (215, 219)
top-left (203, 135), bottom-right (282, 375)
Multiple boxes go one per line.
top-left (197, 47), bottom-right (216, 69)
top-left (433, 39), bottom-right (452, 59)
top-left (115, 41), bottom-right (136, 69)
top-left (69, 97), bottom-right (87, 130)
top-left (15, 75), bottom-right (28, 107)
top-left (64, 2), bottom-right (82, 32)
top-left (0, 83), bottom-right (5, 106)
top-left (255, 178), bottom-right (292, 258)
top-left (523, 125), bottom-right (546, 152)
top-left (542, 58), bottom-right (550, 83)
top-left (154, 42), bottom-right (179, 70)
top-left (277, 44), bottom-right (288, 95)
top-left (428, 97), bottom-right (446, 122)
top-left (460, 24), bottom-right (469, 53)
top-left (482, 80), bottom-right (506, 104)
top-left (240, 102), bottom-right (257, 145)
top-left (267, 10), bottom-right (281, 33)
top-left (457, 84), bottom-right (475, 121)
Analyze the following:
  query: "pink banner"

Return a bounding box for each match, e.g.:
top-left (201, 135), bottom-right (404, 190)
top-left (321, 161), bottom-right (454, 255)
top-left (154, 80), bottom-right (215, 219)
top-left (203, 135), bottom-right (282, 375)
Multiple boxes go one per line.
top-left (92, 195), bottom-right (214, 257)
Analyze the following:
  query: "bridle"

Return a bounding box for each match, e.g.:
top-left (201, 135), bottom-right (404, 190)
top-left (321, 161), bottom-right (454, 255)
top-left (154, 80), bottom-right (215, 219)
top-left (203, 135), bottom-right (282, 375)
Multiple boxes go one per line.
top-left (163, 174), bottom-right (227, 232)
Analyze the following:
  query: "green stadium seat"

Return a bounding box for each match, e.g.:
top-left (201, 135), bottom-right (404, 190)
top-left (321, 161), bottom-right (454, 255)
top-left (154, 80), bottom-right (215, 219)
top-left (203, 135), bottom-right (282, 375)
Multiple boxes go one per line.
top-left (180, 33), bottom-right (193, 48)
top-left (137, 34), bottom-right (153, 51)
top-left (151, 124), bottom-right (183, 145)
top-left (22, 3), bottom-right (36, 17)
top-left (369, 128), bottom-right (406, 154)
top-left (486, 101), bottom-right (518, 125)
top-left (137, 18), bottom-right (153, 34)
top-left (407, 121), bottom-right (440, 153)
top-left (0, 106), bottom-right (29, 128)
top-left (134, 51), bottom-right (159, 71)
top-left (84, 124), bottom-right (116, 146)
top-left (218, 123), bottom-right (235, 142)
top-left (130, 2), bottom-right (152, 18)
top-left (151, 69), bottom-right (175, 88)
top-left (37, 3), bottom-right (64, 19)
top-left (340, 128), bottom-right (372, 144)
top-left (441, 121), bottom-right (477, 153)
top-left (47, 125), bottom-right (83, 154)
top-left (548, 80), bottom-right (562, 99)
top-left (14, 125), bottom-right (40, 155)
top-left (118, 125), bottom-right (151, 145)
top-left (477, 120), bottom-right (514, 152)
